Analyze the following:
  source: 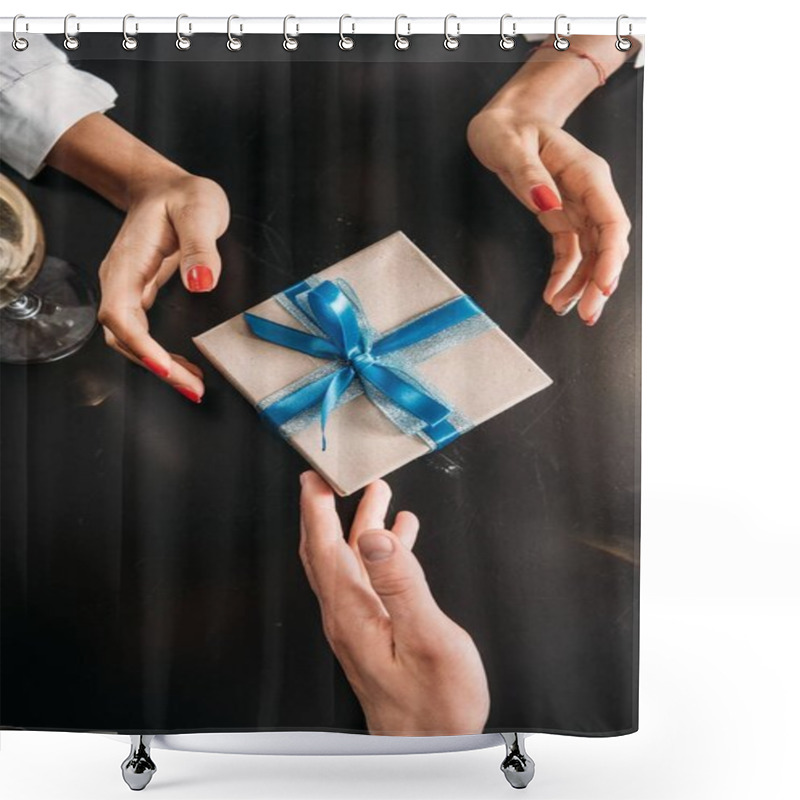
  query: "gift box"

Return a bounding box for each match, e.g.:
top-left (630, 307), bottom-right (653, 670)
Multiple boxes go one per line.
top-left (193, 232), bottom-right (552, 496)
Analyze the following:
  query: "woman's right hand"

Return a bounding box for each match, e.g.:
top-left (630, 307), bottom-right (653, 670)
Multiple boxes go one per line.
top-left (468, 109), bottom-right (630, 326)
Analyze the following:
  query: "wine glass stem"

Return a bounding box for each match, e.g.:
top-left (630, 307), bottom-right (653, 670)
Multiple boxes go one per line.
top-left (2, 292), bottom-right (42, 320)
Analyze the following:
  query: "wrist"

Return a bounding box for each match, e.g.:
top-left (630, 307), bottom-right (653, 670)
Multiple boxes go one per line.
top-left (46, 113), bottom-right (188, 211)
top-left (125, 156), bottom-right (188, 208)
top-left (483, 35), bottom-right (629, 128)
top-left (483, 64), bottom-right (576, 128)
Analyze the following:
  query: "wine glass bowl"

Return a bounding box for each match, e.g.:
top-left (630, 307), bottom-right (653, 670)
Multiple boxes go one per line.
top-left (0, 174), bottom-right (46, 307)
top-left (0, 174), bottom-right (98, 364)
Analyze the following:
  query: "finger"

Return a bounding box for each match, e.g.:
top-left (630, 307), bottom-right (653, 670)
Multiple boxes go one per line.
top-left (100, 307), bottom-right (204, 400)
top-left (170, 199), bottom-right (226, 294)
top-left (300, 471), bottom-right (344, 549)
top-left (142, 252), bottom-right (181, 310)
top-left (581, 188), bottom-right (631, 297)
top-left (540, 135), bottom-right (630, 297)
top-left (99, 237), bottom-right (175, 377)
top-left (550, 215), bottom-right (596, 321)
top-left (172, 354), bottom-right (204, 380)
top-left (391, 510), bottom-right (419, 551)
top-left (99, 207), bottom-right (205, 399)
top-left (543, 230), bottom-right (582, 309)
top-left (497, 164), bottom-right (563, 220)
top-left (576, 280), bottom-right (609, 327)
top-left (349, 480), bottom-right (392, 549)
top-left (298, 472), bottom-right (387, 653)
top-left (357, 529), bottom-right (445, 637)
top-left (299, 471), bottom-right (358, 599)
top-left (103, 327), bottom-right (206, 402)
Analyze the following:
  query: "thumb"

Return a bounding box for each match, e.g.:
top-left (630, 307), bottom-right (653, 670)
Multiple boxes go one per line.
top-left (512, 162), bottom-right (563, 215)
top-left (171, 201), bottom-right (224, 294)
top-left (358, 530), bottom-right (443, 632)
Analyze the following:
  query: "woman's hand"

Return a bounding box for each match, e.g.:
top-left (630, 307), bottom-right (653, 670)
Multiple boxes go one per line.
top-left (97, 168), bottom-right (229, 402)
top-left (299, 470), bottom-right (490, 736)
top-left (468, 110), bottom-right (630, 326)
top-left (46, 112), bottom-right (230, 401)
top-left (467, 36), bottom-right (635, 326)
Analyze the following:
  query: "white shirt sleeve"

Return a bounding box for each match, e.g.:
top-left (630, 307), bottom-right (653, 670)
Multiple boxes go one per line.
top-left (0, 34), bottom-right (117, 179)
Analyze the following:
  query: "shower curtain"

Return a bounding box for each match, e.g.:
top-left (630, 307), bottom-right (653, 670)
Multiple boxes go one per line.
top-left (0, 29), bottom-right (642, 738)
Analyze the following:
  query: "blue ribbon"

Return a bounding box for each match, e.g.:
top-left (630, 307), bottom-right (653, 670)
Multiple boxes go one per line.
top-left (244, 279), bottom-right (484, 451)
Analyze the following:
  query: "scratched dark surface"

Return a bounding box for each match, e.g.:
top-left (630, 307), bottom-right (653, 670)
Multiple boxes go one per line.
top-left (0, 35), bottom-right (641, 735)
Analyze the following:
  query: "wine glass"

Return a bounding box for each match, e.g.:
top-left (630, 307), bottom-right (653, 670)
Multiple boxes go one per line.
top-left (0, 174), bottom-right (98, 364)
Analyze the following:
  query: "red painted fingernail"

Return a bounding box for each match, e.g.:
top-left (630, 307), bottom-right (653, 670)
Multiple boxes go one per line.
top-left (603, 276), bottom-right (620, 297)
top-left (141, 356), bottom-right (170, 378)
top-left (586, 313), bottom-right (599, 327)
top-left (530, 184), bottom-right (562, 212)
top-left (176, 386), bottom-right (202, 403)
top-left (186, 265), bottom-right (214, 292)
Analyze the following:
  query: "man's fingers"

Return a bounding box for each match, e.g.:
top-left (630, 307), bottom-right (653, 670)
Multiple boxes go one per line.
top-left (357, 529), bottom-right (444, 637)
top-left (299, 471), bottom-right (352, 598)
top-left (349, 480), bottom-right (392, 549)
top-left (300, 471), bottom-right (344, 547)
top-left (298, 472), bottom-right (388, 656)
top-left (392, 510), bottom-right (419, 551)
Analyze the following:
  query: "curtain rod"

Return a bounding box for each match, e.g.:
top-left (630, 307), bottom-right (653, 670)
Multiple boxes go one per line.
top-left (1, 16), bottom-right (646, 37)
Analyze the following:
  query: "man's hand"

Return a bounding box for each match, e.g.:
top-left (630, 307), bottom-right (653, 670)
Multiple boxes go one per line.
top-left (299, 471), bottom-right (490, 736)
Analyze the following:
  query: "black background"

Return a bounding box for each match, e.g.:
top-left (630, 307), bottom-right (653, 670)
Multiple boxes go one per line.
top-left (0, 34), bottom-right (641, 735)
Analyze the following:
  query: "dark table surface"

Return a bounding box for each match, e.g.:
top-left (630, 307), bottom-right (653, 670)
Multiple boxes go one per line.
top-left (1, 34), bottom-right (641, 735)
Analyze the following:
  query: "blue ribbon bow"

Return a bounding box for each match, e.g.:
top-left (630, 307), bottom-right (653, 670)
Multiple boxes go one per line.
top-left (244, 279), bottom-right (485, 451)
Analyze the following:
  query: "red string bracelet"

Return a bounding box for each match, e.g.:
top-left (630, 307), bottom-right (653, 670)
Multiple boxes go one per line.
top-left (528, 39), bottom-right (608, 87)
top-left (568, 46), bottom-right (608, 86)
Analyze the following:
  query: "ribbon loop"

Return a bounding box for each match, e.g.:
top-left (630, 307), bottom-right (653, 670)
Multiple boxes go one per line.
top-left (245, 278), bottom-right (485, 451)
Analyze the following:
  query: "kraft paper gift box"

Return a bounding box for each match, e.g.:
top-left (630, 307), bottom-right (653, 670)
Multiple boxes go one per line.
top-left (193, 232), bottom-right (552, 496)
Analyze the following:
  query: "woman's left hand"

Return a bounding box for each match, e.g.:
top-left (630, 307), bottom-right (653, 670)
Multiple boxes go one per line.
top-left (97, 167), bottom-right (230, 402)
top-left (45, 112), bottom-right (231, 401)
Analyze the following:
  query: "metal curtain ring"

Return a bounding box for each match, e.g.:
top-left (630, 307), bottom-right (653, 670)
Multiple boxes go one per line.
top-left (554, 14), bottom-right (570, 50)
top-left (339, 14), bottom-right (354, 50)
top-left (616, 14), bottom-right (632, 51)
top-left (176, 13), bottom-right (191, 50)
top-left (122, 14), bottom-right (138, 50)
top-left (499, 14), bottom-right (516, 50)
top-left (443, 14), bottom-right (460, 50)
top-left (394, 14), bottom-right (410, 50)
top-left (283, 15), bottom-right (298, 51)
top-left (64, 14), bottom-right (79, 50)
top-left (227, 15), bottom-right (242, 51)
top-left (12, 14), bottom-right (29, 51)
